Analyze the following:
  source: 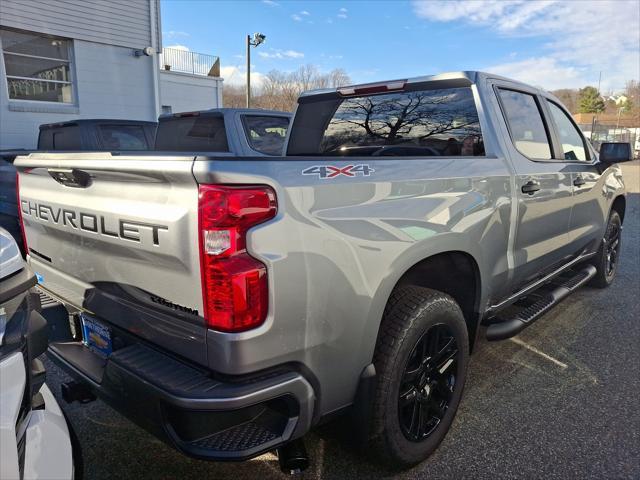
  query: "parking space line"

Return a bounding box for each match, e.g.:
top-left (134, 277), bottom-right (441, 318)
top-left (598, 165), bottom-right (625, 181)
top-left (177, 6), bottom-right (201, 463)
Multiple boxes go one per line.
top-left (510, 337), bottom-right (569, 369)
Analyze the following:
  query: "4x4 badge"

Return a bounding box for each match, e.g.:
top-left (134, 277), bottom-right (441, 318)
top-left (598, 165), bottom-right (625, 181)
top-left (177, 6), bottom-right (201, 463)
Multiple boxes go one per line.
top-left (302, 164), bottom-right (375, 179)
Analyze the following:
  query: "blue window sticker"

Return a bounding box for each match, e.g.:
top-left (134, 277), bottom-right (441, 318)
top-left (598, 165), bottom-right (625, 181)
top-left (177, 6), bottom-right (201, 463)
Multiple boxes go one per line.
top-left (35, 272), bottom-right (44, 284)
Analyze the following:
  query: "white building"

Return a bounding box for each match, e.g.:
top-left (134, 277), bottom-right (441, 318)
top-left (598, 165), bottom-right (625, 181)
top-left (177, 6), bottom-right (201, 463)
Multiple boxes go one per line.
top-left (0, 0), bottom-right (223, 149)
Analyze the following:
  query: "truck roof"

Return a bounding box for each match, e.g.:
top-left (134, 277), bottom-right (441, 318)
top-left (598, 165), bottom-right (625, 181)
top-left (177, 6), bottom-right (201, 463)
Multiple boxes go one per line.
top-left (299, 70), bottom-right (550, 99)
top-left (39, 119), bottom-right (158, 130)
top-left (159, 108), bottom-right (293, 120)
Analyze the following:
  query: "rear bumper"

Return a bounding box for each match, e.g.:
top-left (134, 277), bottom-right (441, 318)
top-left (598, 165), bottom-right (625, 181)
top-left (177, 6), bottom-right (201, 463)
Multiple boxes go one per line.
top-left (47, 338), bottom-right (315, 461)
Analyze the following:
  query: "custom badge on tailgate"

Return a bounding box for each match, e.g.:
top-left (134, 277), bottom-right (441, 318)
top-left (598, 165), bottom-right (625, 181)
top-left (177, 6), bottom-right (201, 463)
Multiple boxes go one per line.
top-left (302, 164), bottom-right (374, 179)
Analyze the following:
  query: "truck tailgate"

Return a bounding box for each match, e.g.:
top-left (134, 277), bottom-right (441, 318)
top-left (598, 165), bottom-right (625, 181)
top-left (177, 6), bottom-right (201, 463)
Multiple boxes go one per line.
top-left (15, 153), bottom-right (207, 365)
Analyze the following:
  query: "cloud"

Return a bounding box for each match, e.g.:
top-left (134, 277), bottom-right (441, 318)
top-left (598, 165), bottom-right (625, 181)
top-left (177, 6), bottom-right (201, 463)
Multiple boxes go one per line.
top-left (164, 44), bottom-right (190, 51)
top-left (337, 7), bottom-right (348, 18)
top-left (291, 14), bottom-right (302, 21)
top-left (485, 57), bottom-right (586, 90)
top-left (220, 65), bottom-right (266, 88)
top-left (339, 7), bottom-right (348, 13)
top-left (163, 30), bottom-right (190, 39)
top-left (261, 0), bottom-right (279, 6)
top-left (258, 49), bottom-right (305, 59)
top-left (300, 10), bottom-right (310, 16)
top-left (412, 0), bottom-right (640, 91)
top-left (413, 0), bottom-right (554, 27)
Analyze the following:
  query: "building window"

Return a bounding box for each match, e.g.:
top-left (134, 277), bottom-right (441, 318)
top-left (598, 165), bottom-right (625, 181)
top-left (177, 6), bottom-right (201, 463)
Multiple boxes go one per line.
top-left (0, 27), bottom-right (74, 103)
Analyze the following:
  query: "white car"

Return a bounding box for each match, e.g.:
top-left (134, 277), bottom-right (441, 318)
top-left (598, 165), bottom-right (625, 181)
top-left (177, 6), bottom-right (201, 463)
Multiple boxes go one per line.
top-left (0, 228), bottom-right (78, 479)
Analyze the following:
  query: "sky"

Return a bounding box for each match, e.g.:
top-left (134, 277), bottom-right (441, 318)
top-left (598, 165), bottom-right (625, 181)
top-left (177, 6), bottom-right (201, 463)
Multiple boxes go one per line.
top-left (161, 0), bottom-right (640, 93)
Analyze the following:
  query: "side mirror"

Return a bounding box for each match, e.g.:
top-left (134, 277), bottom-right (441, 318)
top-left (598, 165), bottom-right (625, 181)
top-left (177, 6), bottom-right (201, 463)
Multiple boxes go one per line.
top-left (599, 142), bottom-right (633, 164)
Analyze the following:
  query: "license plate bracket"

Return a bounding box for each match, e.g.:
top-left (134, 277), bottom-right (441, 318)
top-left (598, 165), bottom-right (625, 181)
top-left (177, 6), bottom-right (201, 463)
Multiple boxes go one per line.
top-left (80, 314), bottom-right (112, 358)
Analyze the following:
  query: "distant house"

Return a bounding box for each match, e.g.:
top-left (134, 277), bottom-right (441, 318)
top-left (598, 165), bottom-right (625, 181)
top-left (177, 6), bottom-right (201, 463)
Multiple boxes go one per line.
top-left (0, 0), bottom-right (223, 149)
top-left (607, 95), bottom-right (629, 106)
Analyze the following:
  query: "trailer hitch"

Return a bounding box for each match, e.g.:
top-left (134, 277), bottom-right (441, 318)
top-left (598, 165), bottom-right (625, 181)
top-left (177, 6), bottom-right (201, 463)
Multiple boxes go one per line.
top-left (277, 437), bottom-right (309, 475)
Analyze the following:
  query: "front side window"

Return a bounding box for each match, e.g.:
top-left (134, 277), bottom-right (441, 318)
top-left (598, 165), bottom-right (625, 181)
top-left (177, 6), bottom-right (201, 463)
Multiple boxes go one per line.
top-left (242, 115), bottom-right (290, 155)
top-left (546, 101), bottom-right (588, 161)
top-left (288, 86), bottom-right (484, 157)
top-left (498, 89), bottom-right (551, 160)
top-left (0, 27), bottom-right (74, 103)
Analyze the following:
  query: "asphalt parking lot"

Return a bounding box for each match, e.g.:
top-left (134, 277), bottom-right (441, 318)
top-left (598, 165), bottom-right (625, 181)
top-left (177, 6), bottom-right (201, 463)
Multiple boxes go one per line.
top-left (44, 162), bottom-right (640, 480)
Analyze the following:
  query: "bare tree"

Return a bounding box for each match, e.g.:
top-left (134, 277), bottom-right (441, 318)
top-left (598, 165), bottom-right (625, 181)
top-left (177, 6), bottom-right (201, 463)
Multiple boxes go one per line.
top-left (223, 64), bottom-right (352, 112)
top-left (327, 68), bottom-right (350, 88)
top-left (222, 84), bottom-right (246, 108)
top-left (324, 91), bottom-right (479, 150)
top-left (550, 88), bottom-right (579, 113)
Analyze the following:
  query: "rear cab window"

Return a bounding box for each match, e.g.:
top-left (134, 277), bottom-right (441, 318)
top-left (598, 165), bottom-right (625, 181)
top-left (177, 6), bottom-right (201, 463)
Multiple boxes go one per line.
top-left (52, 126), bottom-right (81, 150)
top-left (241, 115), bottom-right (290, 155)
top-left (154, 114), bottom-right (229, 152)
top-left (497, 88), bottom-right (552, 160)
top-left (288, 85), bottom-right (484, 157)
top-left (99, 125), bottom-right (149, 150)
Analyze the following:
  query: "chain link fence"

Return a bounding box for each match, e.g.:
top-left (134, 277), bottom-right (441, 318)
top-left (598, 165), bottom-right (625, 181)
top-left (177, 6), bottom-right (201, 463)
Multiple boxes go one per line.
top-left (577, 119), bottom-right (639, 157)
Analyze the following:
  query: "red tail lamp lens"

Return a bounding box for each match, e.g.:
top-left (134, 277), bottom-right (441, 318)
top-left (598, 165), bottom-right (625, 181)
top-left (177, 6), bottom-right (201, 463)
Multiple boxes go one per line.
top-left (198, 185), bottom-right (277, 332)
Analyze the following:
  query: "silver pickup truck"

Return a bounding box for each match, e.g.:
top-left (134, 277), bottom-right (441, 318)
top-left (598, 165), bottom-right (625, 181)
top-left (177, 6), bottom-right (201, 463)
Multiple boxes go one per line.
top-left (14, 71), bottom-right (631, 472)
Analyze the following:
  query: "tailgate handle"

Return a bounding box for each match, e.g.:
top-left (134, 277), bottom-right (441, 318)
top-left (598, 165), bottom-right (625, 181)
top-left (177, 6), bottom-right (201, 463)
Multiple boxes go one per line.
top-left (48, 168), bottom-right (92, 188)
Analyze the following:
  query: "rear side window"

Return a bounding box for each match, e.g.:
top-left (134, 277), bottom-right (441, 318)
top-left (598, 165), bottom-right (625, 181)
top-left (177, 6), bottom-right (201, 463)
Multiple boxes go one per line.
top-left (51, 126), bottom-right (81, 150)
top-left (99, 125), bottom-right (148, 150)
top-left (288, 86), bottom-right (484, 157)
top-left (241, 115), bottom-right (290, 155)
top-left (546, 101), bottom-right (588, 161)
top-left (154, 115), bottom-right (229, 152)
top-left (498, 89), bottom-right (551, 160)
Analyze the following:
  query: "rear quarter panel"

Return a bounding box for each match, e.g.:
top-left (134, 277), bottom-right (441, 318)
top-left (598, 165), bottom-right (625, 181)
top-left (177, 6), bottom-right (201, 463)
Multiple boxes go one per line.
top-left (194, 153), bottom-right (513, 414)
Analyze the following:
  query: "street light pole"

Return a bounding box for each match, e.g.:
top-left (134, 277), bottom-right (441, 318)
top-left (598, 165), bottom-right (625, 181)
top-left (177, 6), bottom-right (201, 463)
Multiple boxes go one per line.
top-left (245, 32), bottom-right (266, 108)
top-left (246, 34), bottom-right (251, 108)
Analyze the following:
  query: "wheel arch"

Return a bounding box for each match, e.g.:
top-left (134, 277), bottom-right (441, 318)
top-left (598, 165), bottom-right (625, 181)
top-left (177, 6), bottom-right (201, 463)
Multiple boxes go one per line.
top-left (368, 250), bottom-right (484, 357)
top-left (611, 195), bottom-right (626, 223)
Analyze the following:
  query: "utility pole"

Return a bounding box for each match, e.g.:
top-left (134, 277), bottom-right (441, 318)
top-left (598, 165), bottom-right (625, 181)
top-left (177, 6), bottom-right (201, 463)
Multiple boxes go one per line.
top-left (246, 35), bottom-right (251, 108)
top-left (593, 70), bottom-right (602, 144)
top-left (245, 33), bottom-right (266, 108)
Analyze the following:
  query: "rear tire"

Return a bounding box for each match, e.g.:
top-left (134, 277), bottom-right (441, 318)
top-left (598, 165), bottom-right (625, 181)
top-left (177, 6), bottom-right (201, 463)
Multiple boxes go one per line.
top-left (366, 286), bottom-right (469, 468)
top-left (591, 210), bottom-right (622, 288)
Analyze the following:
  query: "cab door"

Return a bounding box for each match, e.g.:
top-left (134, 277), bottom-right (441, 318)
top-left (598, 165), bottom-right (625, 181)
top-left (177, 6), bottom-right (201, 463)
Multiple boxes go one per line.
top-left (541, 98), bottom-right (606, 256)
top-left (491, 83), bottom-right (575, 291)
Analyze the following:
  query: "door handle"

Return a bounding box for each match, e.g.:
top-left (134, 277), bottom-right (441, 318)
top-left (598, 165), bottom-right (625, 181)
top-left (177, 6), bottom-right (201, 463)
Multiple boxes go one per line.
top-left (573, 176), bottom-right (586, 187)
top-left (48, 168), bottom-right (92, 188)
top-left (521, 180), bottom-right (541, 195)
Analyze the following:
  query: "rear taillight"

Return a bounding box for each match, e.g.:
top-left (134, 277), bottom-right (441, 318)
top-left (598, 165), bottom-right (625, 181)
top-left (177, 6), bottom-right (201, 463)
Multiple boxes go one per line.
top-left (15, 172), bottom-right (29, 254)
top-left (198, 185), bottom-right (277, 332)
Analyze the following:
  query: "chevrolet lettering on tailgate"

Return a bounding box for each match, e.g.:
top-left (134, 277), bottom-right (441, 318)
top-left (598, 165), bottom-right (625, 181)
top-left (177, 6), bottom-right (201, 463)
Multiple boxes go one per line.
top-left (20, 200), bottom-right (168, 246)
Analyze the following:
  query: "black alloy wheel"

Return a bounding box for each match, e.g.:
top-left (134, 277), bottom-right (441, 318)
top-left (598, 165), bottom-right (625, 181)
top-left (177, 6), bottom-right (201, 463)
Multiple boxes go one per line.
top-left (604, 219), bottom-right (621, 278)
top-left (398, 324), bottom-right (458, 442)
top-left (591, 209), bottom-right (622, 288)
